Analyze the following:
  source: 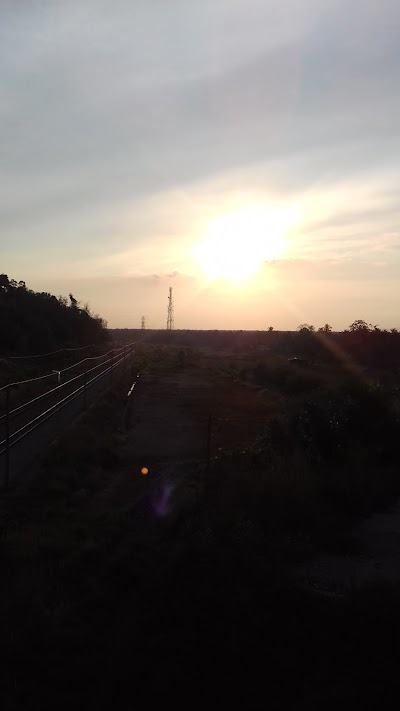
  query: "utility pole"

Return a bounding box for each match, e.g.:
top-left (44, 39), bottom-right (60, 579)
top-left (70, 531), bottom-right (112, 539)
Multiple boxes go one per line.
top-left (83, 362), bottom-right (87, 410)
top-left (4, 386), bottom-right (10, 490)
top-left (166, 287), bottom-right (174, 330)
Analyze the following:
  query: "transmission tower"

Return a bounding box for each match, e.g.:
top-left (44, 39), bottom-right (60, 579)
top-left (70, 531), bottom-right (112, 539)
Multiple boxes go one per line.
top-left (166, 287), bottom-right (174, 330)
top-left (141, 316), bottom-right (146, 330)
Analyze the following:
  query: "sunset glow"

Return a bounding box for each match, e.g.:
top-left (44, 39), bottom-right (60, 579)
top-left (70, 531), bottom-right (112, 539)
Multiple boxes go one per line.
top-left (194, 206), bottom-right (296, 282)
top-left (3, 0), bottom-right (400, 329)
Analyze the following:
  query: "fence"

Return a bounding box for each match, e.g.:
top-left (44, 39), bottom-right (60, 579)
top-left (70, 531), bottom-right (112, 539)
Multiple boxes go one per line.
top-left (0, 342), bottom-right (139, 488)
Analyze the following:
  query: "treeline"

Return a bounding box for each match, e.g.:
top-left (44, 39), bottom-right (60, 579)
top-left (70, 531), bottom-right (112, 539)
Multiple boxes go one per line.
top-left (111, 321), bottom-right (400, 370)
top-left (270, 321), bottom-right (400, 370)
top-left (0, 274), bottom-right (109, 355)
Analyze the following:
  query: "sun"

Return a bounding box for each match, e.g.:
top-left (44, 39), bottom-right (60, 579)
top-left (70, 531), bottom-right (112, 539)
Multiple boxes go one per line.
top-left (194, 205), bottom-right (293, 282)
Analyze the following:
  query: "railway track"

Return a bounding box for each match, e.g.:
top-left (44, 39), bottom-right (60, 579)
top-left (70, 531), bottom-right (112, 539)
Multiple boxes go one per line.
top-left (0, 344), bottom-right (138, 487)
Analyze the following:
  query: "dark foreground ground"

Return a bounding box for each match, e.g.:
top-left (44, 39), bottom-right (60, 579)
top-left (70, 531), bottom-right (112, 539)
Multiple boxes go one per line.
top-left (1, 346), bottom-right (400, 709)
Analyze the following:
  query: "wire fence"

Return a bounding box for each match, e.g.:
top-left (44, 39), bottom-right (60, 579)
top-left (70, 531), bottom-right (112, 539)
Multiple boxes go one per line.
top-left (0, 341), bottom-right (141, 489)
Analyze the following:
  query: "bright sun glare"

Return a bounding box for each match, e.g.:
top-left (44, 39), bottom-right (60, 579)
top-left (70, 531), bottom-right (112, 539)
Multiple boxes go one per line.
top-left (195, 205), bottom-right (296, 282)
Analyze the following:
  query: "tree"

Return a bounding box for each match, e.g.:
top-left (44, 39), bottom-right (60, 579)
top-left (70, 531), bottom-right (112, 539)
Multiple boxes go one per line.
top-left (69, 293), bottom-right (78, 309)
top-left (0, 274), bottom-right (10, 291)
top-left (0, 276), bottom-right (109, 354)
top-left (298, 324), bottom-right (315, 332)
top-left (349, 320), bottom-right (370, 332)
top-left (318, 324), bottom-right (332, 333)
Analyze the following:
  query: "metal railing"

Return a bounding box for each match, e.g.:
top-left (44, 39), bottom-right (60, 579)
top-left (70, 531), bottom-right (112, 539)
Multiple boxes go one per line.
top-left (0, 342), bottom-right (140, 488)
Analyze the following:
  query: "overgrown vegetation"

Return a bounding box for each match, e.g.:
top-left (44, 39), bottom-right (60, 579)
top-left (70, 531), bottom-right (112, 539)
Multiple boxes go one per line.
top-left (112, 320), bottom-right (400, 369)
top-left (203, 350), bottom-right (400, 550)
top-left (1, 341), bottom-right (400, 707)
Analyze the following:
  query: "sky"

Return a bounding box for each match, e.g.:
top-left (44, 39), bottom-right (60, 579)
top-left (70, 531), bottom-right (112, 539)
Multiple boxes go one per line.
top-left (1, 0), bottom-right (400, 330)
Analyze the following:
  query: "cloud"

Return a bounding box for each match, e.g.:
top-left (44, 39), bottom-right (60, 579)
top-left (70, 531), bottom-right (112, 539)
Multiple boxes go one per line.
top-left (1, 0), bottom-right (400, 328)
top-left (2, 0), bottom-right (399, 237)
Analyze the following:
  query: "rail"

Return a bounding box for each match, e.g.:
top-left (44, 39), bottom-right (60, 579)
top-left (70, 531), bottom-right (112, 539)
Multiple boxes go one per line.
top-left (0, 347), bottom-right (125, 424)
top-left (0, 342), bottom-right (141, 488)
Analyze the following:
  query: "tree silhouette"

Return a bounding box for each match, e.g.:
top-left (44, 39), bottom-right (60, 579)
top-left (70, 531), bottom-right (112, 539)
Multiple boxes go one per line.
top-left (0, 275), bottom-right (108, 355)
top-left (298, 324), bottom-right (315, 332)
top-left (69, 293), bottom-right (78, 309)
top-left (349, 319), bottom-right (369, 332)
top-left (0, 274), bottom-right (11, 291)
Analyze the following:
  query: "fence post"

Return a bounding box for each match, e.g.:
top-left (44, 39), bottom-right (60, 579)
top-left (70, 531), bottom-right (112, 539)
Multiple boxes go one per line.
top-left (83, 362), bottom-right (87, 410)
top-left (130, 344), bottom-right (133, 377)
top-left (111, 349), bottom-right (114, 385)
top-left (4, 386), bottom-right (10, 490)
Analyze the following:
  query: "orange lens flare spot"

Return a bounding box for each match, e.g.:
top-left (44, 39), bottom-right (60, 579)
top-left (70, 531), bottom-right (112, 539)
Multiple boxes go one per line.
top-left (141, 467), bottom-right (149, 475)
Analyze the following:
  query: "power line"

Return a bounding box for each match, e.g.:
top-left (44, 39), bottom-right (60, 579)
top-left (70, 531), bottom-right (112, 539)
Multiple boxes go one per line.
top-left (0, 371), bottom-right (57, 391)
top-left (0, 342), bottom-right (142, 392)
top-left (0, 351), bottom-right (121, 423)
top-left (0, 343), bottom-right (95, 362)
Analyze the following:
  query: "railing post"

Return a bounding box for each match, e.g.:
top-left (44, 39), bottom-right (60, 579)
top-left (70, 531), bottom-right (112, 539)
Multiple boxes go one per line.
top-left (83, 362), bottom-right (87, 410)
top-left (4, 385), bottom-right (10, 490)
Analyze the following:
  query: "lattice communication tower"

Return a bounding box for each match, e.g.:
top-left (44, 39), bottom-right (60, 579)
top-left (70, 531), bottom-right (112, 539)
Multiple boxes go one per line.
top-left (166, 287), bottom-right (174, 330)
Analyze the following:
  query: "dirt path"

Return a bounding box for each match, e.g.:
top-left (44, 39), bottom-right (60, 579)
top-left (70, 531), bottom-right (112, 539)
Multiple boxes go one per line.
top-left (91, 366), bottom-right (271, 513)
top-left (126, 370), bottom-right (213, 467)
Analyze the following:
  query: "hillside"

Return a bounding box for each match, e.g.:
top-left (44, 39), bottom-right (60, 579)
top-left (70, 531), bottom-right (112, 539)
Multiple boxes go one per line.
top-left (0, 275), bottom-right (108, 356)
